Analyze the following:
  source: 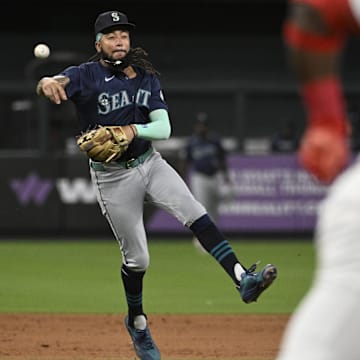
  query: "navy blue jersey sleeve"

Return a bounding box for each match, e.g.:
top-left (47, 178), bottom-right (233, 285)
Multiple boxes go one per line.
top-left (60, 65), bottom-right (82, 98)
top-left (149, 75), bottom-right (168, 112)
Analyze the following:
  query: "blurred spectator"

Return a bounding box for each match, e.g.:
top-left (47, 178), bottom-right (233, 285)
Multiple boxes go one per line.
top-left (178, 111), bottom-right (233, 252)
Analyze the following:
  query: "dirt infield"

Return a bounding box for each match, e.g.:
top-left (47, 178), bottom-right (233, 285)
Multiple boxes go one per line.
top-left (0, 313), bottom-right (289, 359)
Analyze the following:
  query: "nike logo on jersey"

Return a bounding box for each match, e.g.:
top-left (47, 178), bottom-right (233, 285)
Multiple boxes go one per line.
top-left (105, 75), bottom-right (115, 82)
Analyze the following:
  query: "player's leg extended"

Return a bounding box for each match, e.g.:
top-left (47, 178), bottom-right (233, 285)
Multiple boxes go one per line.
top-left (276, 161), bottom-right (360, 360)
top-left (145, 152), bottom-right (277, 303)
top-left (90, 165), bottom-right (160, 360)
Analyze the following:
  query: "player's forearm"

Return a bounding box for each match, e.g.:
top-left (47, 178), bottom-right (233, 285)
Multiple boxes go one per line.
top-left (133, 109), bottom-right (171, 140)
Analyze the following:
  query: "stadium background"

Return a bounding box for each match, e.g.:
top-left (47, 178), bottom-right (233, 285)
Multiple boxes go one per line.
top-left (0, 1), bottom-right (347, 359)
top-left (4, 0), bottom-right (360, 236)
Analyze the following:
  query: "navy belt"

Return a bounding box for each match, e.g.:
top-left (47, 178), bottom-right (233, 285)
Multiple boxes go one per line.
top-left (90, 147), bottom-right (154, 171)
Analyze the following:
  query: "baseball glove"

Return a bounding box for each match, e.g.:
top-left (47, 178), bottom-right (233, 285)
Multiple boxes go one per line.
top-left (76, 125), bottom-right (129, 163)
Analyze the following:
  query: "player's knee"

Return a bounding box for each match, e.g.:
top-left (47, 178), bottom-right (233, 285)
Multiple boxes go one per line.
top-left (129, 253), bottom-right (150, 271)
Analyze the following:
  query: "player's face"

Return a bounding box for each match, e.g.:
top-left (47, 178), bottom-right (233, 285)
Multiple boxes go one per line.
top-left (96, 30), bottom-right (131, 61)
top-left (194, 123), bottom-right (208, 137)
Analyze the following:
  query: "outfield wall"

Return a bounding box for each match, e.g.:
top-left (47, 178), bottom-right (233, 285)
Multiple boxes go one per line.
top-left (1, 153), bottom-right (329, 237)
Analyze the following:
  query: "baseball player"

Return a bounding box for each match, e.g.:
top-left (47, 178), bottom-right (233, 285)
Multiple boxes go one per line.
top-left (276, 1), bottom-right (360, 359)
top-left (36, 10), bottom-right (277, 360)
top-left (179, 112), bottom-right (233, 252)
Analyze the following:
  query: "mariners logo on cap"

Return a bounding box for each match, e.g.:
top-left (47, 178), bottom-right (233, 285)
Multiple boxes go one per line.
top-left (110, 12), bottom-right (121, 22)
top-left (94, 10), bottom-right (136, 34)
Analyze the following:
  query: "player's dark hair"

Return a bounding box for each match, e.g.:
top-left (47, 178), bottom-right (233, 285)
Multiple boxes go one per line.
top-left (130, 47), bottom-right (160, 76)
top-left (88, 47), bottom-right (160, 76)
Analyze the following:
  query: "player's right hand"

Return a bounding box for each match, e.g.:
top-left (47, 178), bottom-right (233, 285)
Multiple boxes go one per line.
top-left (37, 77), bottom-right (68, 104)
top-left (298, 125), bottom-right (350, 184)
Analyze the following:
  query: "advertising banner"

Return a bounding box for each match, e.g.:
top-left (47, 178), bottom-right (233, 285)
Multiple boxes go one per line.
top-left (147, 154), bottom-right (328, 233)
top-left (1, 156), bottom-right (107, 234)
top-left (1, 154), bottom-right (329, 235)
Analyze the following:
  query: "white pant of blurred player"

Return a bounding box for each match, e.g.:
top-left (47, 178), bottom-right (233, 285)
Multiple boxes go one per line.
top-left (276, 155), bottom-right (360, 360)
top-left (190, 171), bottom-right (234, 253)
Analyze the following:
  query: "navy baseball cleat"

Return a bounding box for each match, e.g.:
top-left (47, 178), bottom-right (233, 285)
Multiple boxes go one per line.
top-left (237, 263), bottom-right (277, 303)
top-left (125, 316), bottom-right (161, 360)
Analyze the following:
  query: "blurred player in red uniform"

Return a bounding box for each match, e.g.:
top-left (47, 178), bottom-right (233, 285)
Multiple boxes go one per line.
top-left (283, 0), bottom-right (360, 183)
top-left (277, 1), bottom-right (360, 359)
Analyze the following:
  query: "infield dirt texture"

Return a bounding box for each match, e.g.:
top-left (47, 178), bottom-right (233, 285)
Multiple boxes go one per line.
top-left (0, 238), bottom-right (315, 359)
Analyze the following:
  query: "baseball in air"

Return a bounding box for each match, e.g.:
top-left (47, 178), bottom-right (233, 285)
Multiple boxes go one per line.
top-left (33, 43), bottom-right (50, 59)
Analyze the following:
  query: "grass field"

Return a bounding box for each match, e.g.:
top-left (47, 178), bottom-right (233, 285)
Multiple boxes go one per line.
top-left (0, 237), bottom-right (316, 314)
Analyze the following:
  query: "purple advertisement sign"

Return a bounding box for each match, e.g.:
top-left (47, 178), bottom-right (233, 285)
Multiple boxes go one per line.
top-left (146, 154), bottom-right (329, 233)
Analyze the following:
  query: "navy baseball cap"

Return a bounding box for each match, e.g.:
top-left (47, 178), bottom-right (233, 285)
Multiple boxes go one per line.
top-left (94, 11), bottom-right (136, 35)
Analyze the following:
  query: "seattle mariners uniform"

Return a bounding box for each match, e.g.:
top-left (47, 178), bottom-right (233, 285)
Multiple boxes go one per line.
top-left (277, 1), bottom-right (360, 359)
top-left (36, 10), bottom-right (277, 360)
top-left (179, 113), bottom-right (232, 252)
